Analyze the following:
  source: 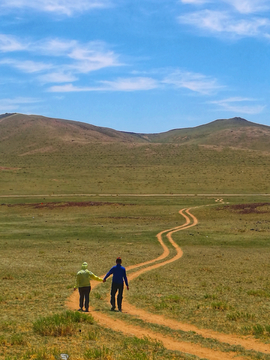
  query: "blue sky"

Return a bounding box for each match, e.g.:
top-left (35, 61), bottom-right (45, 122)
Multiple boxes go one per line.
top-left (1, 0), bottom-right (270, 133)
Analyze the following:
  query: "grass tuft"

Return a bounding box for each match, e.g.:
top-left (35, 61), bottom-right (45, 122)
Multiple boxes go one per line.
top-left (252, 324), bottom-right (265, 337)
top-left (33, 310), bottom-right (94, 336)
top-left (21, 347), bottom-right (63, 360)
top-left (247, 289), bottom-right (270, 298)
top-left (10, 333), bottom-right (27, 345)
top-left (2, 274), bottom-right (14, 280)
top-left (211, 301), bottom-right (228, 311)
top-left (84, 345), bottom-right (112, 359)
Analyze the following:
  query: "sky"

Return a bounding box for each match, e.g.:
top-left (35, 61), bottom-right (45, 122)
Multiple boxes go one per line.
top-left (1, 0), bottom-right (270, 133)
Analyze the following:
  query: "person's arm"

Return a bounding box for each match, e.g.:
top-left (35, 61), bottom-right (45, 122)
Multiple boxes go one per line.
top-left (103, 267), bottom-right (113, 282)
top-left (89, 272), bottom-right (103, 282)
top-left (123, 269), bottom-right (129, 290)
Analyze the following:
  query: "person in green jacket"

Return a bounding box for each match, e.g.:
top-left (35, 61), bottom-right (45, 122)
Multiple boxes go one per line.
top-left (74, 262), bottom-right (103, 312)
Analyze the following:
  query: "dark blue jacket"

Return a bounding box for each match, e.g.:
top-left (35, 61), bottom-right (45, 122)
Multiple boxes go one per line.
top-left (104, 264), bottom-right (129, 286)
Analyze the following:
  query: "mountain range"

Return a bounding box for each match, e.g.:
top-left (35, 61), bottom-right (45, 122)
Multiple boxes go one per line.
top-left (0, 113), bottom-right (269, 154)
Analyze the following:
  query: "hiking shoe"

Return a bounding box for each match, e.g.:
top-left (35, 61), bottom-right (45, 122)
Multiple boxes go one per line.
top-left (85, 309), bottom-right (89, 312)
top-left (110, 307), bottom-right (116, 311)
top-left (118, 309), bottom-right (122, 312)
top-left (78, 308), bottom-right (83, 312)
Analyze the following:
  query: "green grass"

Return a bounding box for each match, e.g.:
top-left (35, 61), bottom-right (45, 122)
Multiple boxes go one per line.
top-left (1, 142), bottom-right (270, 195)
top-left (0, 196), bottom-right (270, 359)
top-left (127, 201), bottom-right (270, 339)
top-left (0, 115), bottom-right (270, 358)
top-left (33, 311), bottom-right (94, 336)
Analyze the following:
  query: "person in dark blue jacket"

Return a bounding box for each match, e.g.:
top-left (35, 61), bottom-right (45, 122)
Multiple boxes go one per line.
top-left (103, 257), bottom-right (129, 312)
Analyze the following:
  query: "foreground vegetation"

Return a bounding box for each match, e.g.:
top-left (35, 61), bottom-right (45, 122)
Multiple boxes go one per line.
top-left (0, 195), bottom-right (270, 359)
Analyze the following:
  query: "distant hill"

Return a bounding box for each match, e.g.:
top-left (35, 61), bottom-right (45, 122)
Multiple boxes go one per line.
top-left (142, 117), bottom-right (270, 151)
top-left (0, 113), bottom-right (269, 154)
top-left (0, 113), bottom-right (269, 195)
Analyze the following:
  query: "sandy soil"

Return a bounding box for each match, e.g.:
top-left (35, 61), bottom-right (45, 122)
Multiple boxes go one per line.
top-left (67, 206), bottom-right (270, 359)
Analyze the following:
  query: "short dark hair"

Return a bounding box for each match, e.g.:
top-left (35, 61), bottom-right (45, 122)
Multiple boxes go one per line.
top-left (116, 257), bottom-right (122, 264)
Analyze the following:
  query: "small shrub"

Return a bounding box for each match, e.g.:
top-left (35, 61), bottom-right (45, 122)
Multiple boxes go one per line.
top-left (226, 312), bottom-right (241, 321)
top-left (33, 311), bottom-right (94, 337)
top-left (65, 310), bottom-right (94, 324)
top-left (84, 346), bottom-right (112, 359)
top-left (10, 333), bottom-right (26, 345)
top-left (243, 312), bottom-right (255, 320)
top-left (22, 347), bottom-right (62, 360)
top-left (2, 274), bottom-right (14, 280)
top-left (247, 290), bottom-right (270, 298)
top-left (94, 292), bottom-right (102, 300)
top-left (0, 335), bottom-right (7, 346)
top-left (0, 321), bottom-right (14, 331)
top-left (226, 311), bottom-right (254, 321)
top-left (154, 302), bottom-right (169, 310)
top-left (204, 293), bottom-right (217, 300)
top-left (121, 337), bottom-right (164, 359)
top-left (85, 329), bottom-right (100, 341)
top-left (265, 325), bottom-right (270, 334)
top-left (211, 301), bottom-right (228, 311)
top-left (164, 295), bottom-right (181, 303)
top-left (241, 325), bottom-right (252, 335)
top-left (252, 324), bottom-right (265, 336)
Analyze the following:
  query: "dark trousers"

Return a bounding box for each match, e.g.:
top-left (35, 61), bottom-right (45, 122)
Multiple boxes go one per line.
top-left (78, 286), bottom-right (91, 310)
top-left (111, 282), bottom-right (124, 310)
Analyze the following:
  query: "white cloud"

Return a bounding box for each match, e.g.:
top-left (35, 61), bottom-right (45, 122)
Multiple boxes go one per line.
top-left (210, 97), bottom-right (265, 114)
top-left (37, 71), bottom-right (78, 83)
top-left (33, 39), bottom-right (122, 72)
top-left (0, 0), bottom-right (112, 16)
top-left (0, 58), bottom-right (53, 73)
top-left (49, 70), bottom-right (223, 94)
top-left (37, 38), bottom-right (77, 56)
top-left (0, 36), bottom-right (122, 84)
top-left (180, 0), bottom-right (211, 4)
top-left (68, 46), bottom-right (122, 73)
top-left (49, 77), bottom-right (159, 92)
top-left (100, 77), bottom-right (158, 91)
top-left (180, 0), bottom-right (270, 13)
top-left (0, 97), bottom-right (41, 112)
top-left (0, 34), bottom-right (27, 52)
top-left (163, 70), bottom-right (222, 94)
top-left (223, 0), bottom-right (269, 14)
top-left (178, 9), bottom-right (270, 37)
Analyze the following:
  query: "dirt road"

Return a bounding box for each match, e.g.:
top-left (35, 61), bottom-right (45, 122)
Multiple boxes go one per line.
top-left (67, 207), bottom-right (270, 359)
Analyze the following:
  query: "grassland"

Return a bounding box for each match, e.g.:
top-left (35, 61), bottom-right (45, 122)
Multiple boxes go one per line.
top-left (0, 114), bottom-right (270, 359)
top-left (0, 195), bottom-right (270, 359)
top-left (0, 113), bottom-right (270, 196)
top-left (1, 143), bottom-right (270, 196)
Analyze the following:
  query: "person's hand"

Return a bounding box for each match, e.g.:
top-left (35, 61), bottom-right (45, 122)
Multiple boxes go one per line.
top-left (127, 286), bottom-right (129, 291)
top-left (103, 279), bottom-right (106, 283)
top-left (73, 287), bottom-right (76, 291)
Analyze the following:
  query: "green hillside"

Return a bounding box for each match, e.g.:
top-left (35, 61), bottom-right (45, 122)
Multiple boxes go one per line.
top-left (0, 113), bottom-right (269, 196)
top-left (143, 117), bottom-right (270, 151)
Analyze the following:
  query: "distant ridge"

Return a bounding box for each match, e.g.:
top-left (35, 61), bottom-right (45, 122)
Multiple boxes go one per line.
top-left (0, 112), bottom-right (16, 120)
top-left (0, 113), bottom-right (269, 153)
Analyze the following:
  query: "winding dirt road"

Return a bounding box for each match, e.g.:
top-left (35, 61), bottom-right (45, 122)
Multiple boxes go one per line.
top-left (67, 207), bottom-right (270, 360)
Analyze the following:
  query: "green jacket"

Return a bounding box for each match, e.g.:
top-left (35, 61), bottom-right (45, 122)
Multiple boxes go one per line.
top-left (75, 262), bottom-right (103, 288)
